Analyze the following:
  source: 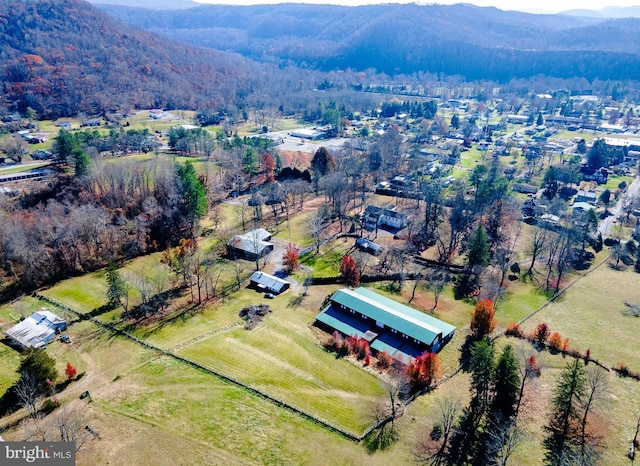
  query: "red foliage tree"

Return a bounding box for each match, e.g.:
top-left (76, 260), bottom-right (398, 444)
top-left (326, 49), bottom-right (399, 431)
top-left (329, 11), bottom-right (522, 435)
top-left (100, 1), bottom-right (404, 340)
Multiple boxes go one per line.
top-left (470, 298), bottom-right (496, 340)
top-left (65, 362), bottom-right (77, 381)
top-left (282, 243), bottom-right (300, 273)
top-left (261, 153), bottom-right (275, 182)
top-left (406, 351), bottom-right (442, 390)
top-left (339, 255), bottom-right (360, 287)
top-left (526, 355), bottom-right (542, 377)
top-left (531, 322), bottom-right (550, 347)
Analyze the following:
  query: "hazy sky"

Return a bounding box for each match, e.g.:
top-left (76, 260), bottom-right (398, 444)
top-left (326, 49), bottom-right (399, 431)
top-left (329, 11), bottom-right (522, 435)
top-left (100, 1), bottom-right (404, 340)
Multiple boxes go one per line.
top-left (193, 0), bottom-right (638, 14)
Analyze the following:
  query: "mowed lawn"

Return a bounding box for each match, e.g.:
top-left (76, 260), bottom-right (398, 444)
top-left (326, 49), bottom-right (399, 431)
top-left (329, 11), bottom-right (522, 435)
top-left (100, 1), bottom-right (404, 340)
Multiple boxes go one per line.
top-left (167, 286), bottom-right (386, 434)
top-left (521, 264), bottom-right (640, 370)
top-left (1, 319), bottom-right (399, 466)
top-left (40, 271), bottom-right (109, 313)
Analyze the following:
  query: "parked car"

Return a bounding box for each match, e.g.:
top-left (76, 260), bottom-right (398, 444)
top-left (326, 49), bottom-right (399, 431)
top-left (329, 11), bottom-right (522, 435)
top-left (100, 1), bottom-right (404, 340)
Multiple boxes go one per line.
top-left (264, 293), bottom-right (275, 299)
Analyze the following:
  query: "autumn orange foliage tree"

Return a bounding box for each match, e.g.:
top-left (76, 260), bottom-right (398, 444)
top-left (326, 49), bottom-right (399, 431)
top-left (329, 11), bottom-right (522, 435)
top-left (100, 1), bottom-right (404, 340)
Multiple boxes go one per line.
top-left (282, 243), bottom-right (300, 272)
top-left (406, 351), bottom-right (441, 390)
top-left (548, 332), bottom-right (563, 351)
top-left (261, 153), bottom-right (275, 182)
top-left (340, 255), bottom-right (360, 287)
top-left (470, 298), bottom-right (496, 340)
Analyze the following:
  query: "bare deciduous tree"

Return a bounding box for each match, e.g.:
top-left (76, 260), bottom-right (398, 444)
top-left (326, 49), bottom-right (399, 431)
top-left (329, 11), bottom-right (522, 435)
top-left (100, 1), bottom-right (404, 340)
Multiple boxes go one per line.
top-left (486, 419), bottom-right (523, 466)
top-left (580, 366), bottom-right (608, 457)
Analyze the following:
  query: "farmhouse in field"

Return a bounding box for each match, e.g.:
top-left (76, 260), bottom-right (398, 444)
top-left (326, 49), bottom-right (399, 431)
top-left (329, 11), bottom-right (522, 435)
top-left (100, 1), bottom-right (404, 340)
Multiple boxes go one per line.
top-left (249, 271), bottom-right (290, 295)
top-left (227, 228), bottom-right (274, 260)
top-left (363, 205), bottom-right (408, 232)
top-left (315, 287), bottom-right (455, 362)
top-left (5, 309), bottom-right (67, 349)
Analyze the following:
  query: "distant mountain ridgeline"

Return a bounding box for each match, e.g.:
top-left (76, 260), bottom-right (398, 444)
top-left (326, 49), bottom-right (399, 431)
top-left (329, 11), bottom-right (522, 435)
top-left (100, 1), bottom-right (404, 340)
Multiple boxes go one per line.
top-left (0, 0), bottom-right (252, 117)
top-left (99, 2), bottom-right (640, 82)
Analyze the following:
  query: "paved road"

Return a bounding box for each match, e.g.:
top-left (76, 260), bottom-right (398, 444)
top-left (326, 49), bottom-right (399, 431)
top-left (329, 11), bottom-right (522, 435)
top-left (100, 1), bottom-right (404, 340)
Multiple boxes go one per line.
top-left (598, 176), bottom-right (640, 237)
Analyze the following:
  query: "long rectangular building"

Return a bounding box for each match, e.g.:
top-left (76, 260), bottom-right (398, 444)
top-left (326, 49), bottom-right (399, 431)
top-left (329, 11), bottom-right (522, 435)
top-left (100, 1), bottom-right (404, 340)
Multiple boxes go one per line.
top-left (5, 309), bottom-right (67, 349)
top-left (315, 287), bottom-right (455, 363)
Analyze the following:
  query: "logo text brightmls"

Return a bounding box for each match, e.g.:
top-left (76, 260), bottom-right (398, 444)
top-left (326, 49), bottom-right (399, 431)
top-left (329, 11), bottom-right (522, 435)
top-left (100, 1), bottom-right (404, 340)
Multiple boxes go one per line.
top-left (1, 442), bottom-right (74, 466)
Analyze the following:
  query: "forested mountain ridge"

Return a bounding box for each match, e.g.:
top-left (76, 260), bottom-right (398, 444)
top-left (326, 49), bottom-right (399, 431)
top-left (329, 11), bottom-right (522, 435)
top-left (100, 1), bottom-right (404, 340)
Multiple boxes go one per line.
top-left (90, 0), bottom-right (197, 9)
top-left (99, 2), bottom-right (640, 82)
top-left (0, 0), bottom-right (252, 117)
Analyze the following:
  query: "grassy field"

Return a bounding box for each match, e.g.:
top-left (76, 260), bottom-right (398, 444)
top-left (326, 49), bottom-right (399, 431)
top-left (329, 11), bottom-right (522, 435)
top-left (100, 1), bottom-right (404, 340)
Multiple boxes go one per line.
top-left (521, 263), bottom-right (640, 370)
top-left (3, 256), bottom-right (640, 464)
top-left (459, 147), bottom-right (484, 169)
top-left (120, 284), bottom-right (385, 435)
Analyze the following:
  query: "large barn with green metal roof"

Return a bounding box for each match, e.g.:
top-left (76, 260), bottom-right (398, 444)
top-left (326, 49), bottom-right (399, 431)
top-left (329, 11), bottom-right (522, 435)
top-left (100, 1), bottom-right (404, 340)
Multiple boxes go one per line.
top-left (315, 287), bottom-right (455, 363)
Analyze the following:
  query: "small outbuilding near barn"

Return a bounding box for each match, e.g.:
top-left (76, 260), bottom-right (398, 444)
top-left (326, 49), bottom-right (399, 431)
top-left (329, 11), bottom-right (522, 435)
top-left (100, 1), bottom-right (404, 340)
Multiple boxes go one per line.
top-left (355, 238), bottom-right (383, 256)
top-left (315, 287), bottom-right (455, 363)
top-left (249, 271), bottom-right (290, 295)
top-left (5, 309), bottom-right (67, 349)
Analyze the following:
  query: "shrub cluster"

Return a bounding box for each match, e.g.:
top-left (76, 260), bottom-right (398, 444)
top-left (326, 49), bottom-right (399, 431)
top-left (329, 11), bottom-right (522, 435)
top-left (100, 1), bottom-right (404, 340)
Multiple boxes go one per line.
top-left (326, 332), bottom-right (371, 362)
top-left (614, 362), bottom-right (640, 380)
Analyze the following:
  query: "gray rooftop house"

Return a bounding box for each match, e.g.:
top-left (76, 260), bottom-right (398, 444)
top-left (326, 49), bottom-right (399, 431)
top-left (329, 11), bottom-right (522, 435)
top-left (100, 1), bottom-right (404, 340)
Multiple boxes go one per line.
top-left (5, 309), bottom-right (67, 349)
top-left (227, 228), bottom-right (274, 260)
top-left (249, 271), bottom-right (290, 294)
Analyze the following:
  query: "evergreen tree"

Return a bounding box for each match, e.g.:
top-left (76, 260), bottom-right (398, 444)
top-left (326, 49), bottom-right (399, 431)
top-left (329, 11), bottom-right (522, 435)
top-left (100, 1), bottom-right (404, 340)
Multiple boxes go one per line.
top-left (576, 139), bottom-right (587, 154)
top-left (72, 148), bottom-right (91, 177)
top-left (18, 347), bottom-right (58, 387)
top-left (542, 166), bottom-right (558, 200)
top-left (537, 112), bottom-right (544, 126)
top-left (469, 339), bottom-right (495, 415)
top-left (490, 345), bottom-right (520, 422)
top-left (450, 339), bottom-right (495, 464)
top-left (177, 161), bottom-right (208, 222)
top-left (106, 261), bottom-right (128, 310)
top-left (543, 359), bottom-right (586, 465)
top-left (243, 147), bottom-right (259, 175)
top-left (311, 146), bottom-right (336, 177)
top-left (451, 113), bottom-right (460, 129)
top-left (53, 129), bottom-right (76, 164)
top-left (466, 224), bottom-right (489, 271)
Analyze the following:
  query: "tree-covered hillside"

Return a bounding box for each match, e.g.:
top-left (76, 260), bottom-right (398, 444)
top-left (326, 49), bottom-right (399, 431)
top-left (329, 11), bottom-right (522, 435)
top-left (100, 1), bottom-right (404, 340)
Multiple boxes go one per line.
top-left (0, 0), bottom-right (252, 117)
top-left (100, 2), bottom-right (640, 82)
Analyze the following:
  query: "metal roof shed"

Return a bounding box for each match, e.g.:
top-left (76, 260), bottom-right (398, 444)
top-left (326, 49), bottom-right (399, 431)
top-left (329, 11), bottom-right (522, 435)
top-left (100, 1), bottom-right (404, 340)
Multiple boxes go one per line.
top-left (249, 271), bottom-right (290, 294)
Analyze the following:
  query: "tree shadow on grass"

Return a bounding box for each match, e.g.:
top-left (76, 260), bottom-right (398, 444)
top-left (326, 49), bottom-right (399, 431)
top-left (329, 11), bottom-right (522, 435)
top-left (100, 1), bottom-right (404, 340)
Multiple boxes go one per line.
top-left (458, 335), bottom-right (477, 372)
top-left (362, 422), bottom-right (399, 453)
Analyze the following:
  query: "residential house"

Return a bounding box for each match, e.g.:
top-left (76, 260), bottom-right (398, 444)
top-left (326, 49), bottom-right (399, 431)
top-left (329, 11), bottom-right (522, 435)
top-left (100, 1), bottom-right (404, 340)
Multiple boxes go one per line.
top-left (575, 190), bottom-right (598, 205)
top-left (5, 309), bottom-right (67, 349)
top-left (227, 228), bottom-right (274, 260)
top-left (249, 271), bottom-right (290, 295)
top-left (363, 205), bottom-right (408, 232)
